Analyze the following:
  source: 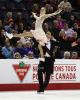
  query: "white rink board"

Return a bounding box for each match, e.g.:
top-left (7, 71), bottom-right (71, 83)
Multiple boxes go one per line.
top-left (0, 59), bottom-right (80, 84)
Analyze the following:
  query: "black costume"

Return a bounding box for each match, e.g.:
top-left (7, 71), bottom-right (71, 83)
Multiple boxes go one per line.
top-left (38, 40), bottom-right (59, 92)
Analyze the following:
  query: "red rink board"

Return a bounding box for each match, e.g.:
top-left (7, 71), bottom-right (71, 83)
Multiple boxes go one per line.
top-left (0, 83), bottom-right (80, 91)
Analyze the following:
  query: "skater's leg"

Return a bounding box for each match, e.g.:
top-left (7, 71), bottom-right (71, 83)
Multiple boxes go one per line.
top-left (43, 71), bottom-right (51, 90)
top-left (37, 61), bottom-right (44, 92)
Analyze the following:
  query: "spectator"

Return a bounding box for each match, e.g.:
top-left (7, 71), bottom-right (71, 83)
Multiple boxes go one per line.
top-left (14, 12), bottom-right (25, 33)
top-left (0, 46), bottom-right (4, 59)
top-left (59, 30), bottom-right (66, 40)
top-left (59, 30), bottom-right (72, 55)
top-left (71, 32), bottom-right (78, 42)
top-left (63, 51), bottom-right (71, 59)
top-left (50, 20), bottom-right (60, 40)
top-left (4, 18), bottom-right (14, 33)
top-left (71, 51), bottom-right (78, 59)
top-left (27, 51), bottom-right (34, 59)
top-left (17, 22), bottom-right (24, 33)
top-left (13, 52), bottom-right (21, 59)
top-left (0, 20), bottom-right (3, 29)
top-left (5, 0), bottom-right (15, 10)
top-left (71, 38), bottom-right (80, 57)
top-left (61, 7), bottom-right (72, 21)
top-left (0, 0), bottom-right (79, 59)
top-left (58, 0), bottom-right (72, 12)
top-left (56, 14), bottom-right (64, 29)
top-left (14, 40), bottom-right (33, 57)
top-left (73, 23), bottom-right (80, 38)
top-left (45, 4), bottom-right (53, 14)
top-left (68, 15), bottom-right (77, 28)
top-left (43, 23), bottom-right (49, 33)
top-left (0, 29), bottom-right (6, 47)
top-left (1, 39), bottom-right (13, 59)
top-left (61, 22), bottom-right (75, 38)
top-left (45, 0), bottom-right (58, 11)
top-left (4, 12), bottom-right (13, 25)
top-left (32, 3), bottom-right (39, 13)
top-left (14, 0), bottom-right (22, 3)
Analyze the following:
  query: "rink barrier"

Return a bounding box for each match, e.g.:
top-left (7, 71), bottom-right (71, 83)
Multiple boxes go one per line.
top-left (0, 59), bottom-right (80, 91)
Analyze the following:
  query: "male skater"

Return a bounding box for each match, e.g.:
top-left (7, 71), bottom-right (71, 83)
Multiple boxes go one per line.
top-left (37, 32), bottom-right (59, 93)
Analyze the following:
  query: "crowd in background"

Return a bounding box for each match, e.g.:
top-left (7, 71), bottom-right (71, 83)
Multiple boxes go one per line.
top-left (0, 0), bottom-right (80, 59)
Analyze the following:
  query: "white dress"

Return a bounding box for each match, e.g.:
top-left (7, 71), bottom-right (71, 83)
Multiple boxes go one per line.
top-left (32, 10), bottom-right (62, 46)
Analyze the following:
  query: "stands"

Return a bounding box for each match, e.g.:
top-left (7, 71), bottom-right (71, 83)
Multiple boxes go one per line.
top-left (0, 0), bottom-right (80, 59)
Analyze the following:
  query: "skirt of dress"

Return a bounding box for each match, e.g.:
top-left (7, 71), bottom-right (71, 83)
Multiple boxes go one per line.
top-left (31, 29), bottom-right (48, 46)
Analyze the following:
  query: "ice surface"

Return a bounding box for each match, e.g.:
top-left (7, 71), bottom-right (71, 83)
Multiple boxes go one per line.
top-left (0, 90), bottom-right (80, 100)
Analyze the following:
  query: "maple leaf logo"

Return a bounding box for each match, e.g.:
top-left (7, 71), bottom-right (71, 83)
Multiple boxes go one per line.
top-left (13, 62), bottom-right (30, 82)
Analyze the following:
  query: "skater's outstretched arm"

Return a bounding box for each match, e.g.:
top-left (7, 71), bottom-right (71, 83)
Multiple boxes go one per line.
top-left (13, 32), bottom-right (33, 38)
top-left (32, 12), bottom-right (38, 19)
top-left (45, 9), bottom-right (62, 18)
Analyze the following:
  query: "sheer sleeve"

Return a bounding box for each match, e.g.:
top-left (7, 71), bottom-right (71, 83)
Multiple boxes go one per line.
top-left (32, 12), bottom-right (38, 19)
top-left (47, 9), bottom-right (62, 18)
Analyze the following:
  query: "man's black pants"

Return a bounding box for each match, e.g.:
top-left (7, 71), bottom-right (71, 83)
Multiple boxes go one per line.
top-left (38, 57), bottom-right (54, 91)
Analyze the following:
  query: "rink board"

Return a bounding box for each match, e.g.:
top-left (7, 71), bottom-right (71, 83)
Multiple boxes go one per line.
top-left (0, 59), bottom-right (80, 91)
